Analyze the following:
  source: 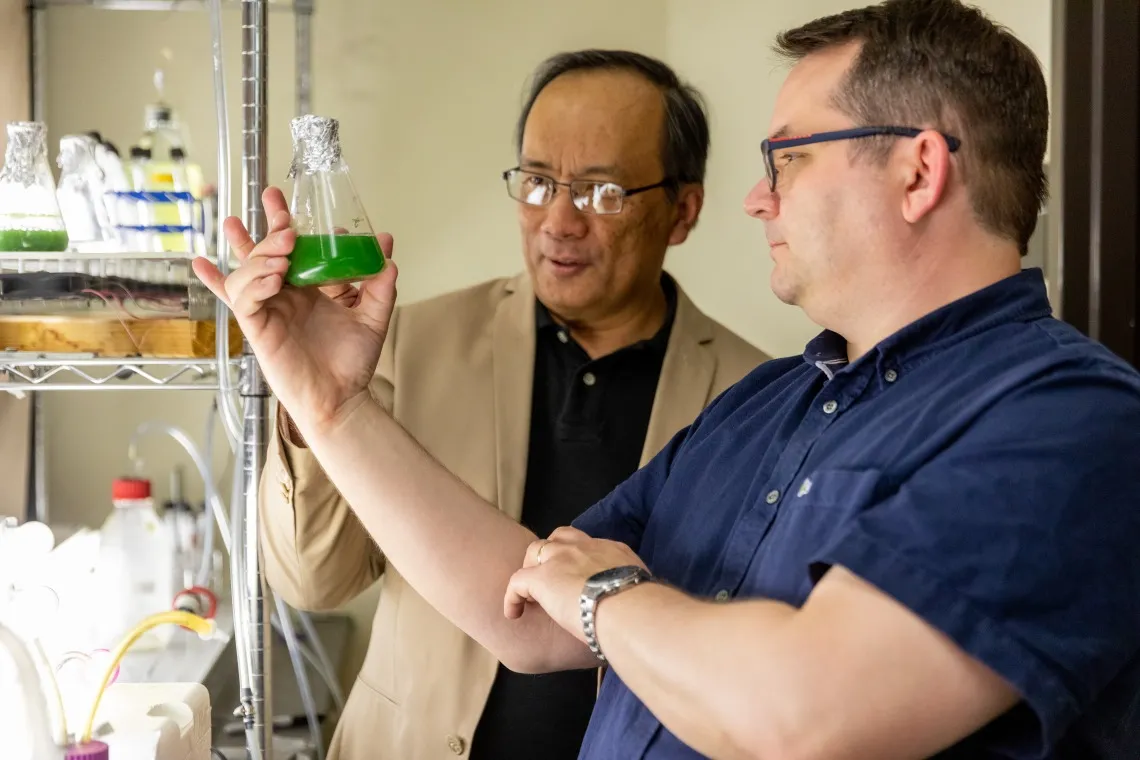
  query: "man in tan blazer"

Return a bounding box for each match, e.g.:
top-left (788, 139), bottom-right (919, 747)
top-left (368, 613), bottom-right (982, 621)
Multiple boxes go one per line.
top-left (259, 50), bottom-right (767, 760)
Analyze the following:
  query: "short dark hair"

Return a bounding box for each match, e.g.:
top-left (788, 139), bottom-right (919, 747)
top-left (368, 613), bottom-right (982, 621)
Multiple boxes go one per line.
top-left (514, 50), bottom-right (710, 197)
top-left (775, 0), bottom-right (1049, 255)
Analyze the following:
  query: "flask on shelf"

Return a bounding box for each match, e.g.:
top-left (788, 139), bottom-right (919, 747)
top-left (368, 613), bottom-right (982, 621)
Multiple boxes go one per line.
top-left (0, 121), bottom-right (69, 253)
top-left (286, 114), bottom-right (385, 287)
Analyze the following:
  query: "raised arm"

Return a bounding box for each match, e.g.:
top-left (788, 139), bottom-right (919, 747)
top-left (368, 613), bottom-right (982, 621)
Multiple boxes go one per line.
top-left (194, 188), bottom-right (589, 672)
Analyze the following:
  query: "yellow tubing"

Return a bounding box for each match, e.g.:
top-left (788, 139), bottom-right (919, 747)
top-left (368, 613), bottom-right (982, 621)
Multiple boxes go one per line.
top-left (80, 610), bottom-right (214, 743)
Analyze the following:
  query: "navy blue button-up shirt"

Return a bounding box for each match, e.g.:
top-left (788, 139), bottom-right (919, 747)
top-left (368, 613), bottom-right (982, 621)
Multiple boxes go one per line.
top-left (573, 269), bottom-right (1140, 759)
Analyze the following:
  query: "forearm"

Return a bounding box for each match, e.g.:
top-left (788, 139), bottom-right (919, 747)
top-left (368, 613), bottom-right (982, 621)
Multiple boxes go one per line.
top-left (595, 570), bottom-right (1020, 760)
top-left (303, 395), bottom-right (584, 671)
top-left (595, 583), bottom-right (799, 759)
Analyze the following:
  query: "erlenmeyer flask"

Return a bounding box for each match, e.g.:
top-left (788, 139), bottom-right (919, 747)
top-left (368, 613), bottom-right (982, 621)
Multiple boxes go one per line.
top-left (0, 121), bottom-right (69, 252)
top-left (286, 114), bottom-right (385, 287)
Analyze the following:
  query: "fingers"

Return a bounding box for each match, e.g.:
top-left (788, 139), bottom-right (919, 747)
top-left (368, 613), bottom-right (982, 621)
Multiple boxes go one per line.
top-left (232, 272), bottom-right (285, 317)
top-left (504, 568), bottom-right (537, 620)
top-left (319, 282), bottom-right (360, 306)
top-left (523, 538), bottom-right (550, 569)
top-left (227, 255), bottom-right (291, 318)
top-left (222, 216), bottom-right (257, 262)
top-left (192, 257), bottom-right (231, 308)
top-left (376, 232), bottom-right (394, 258)
top-left (262, 187), bottom-right (289, 224)
top-left (222, 186), bottom-right (293, 265)
top-left (522, 529), bottom-right (586, 569)
top-left (547, 526), bottom-right (589, 544)
top-left (354, 256), bottom-right (399, 334)
top-left (267, 209), bottom-right (292, 236)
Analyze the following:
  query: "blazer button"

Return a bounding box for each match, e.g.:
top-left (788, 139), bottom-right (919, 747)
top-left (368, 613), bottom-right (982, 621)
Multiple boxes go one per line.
top-left (447, 735), bottom-right (466, 755)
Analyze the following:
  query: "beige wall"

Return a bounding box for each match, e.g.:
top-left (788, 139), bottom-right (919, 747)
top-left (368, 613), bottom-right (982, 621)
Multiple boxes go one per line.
top-left (0, 0), bottom-right (27, 132)
top-left (0, 0), bottom-right (30, 521)
top-left (32, 0), bottom-right (1049, 681)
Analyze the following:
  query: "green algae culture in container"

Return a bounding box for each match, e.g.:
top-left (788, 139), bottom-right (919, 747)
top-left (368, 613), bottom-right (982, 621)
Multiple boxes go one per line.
top-left (0, 121), bottom-right (69, 253)
top-left (285, 114), bottom-right (384, 288)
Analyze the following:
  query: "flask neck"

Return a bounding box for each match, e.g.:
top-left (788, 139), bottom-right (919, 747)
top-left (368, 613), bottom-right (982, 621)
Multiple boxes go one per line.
top-left (289, 115), bottom-right (343, 176)
top-left (290, 141), bottom-right (344, 176)
top-left (58, 136), bottom-right (101, 180)
top-left (1, 122), bottom-right (48, 187)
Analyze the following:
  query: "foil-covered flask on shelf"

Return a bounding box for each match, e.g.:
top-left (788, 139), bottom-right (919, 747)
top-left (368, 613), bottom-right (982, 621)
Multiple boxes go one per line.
top-left (0, 121), bottom-right (69, 253)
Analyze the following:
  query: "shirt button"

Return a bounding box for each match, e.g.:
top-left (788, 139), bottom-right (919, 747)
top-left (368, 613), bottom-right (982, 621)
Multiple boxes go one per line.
top-left (884, 369), bottom-right (899, 383)
top-left (715, 589), bottom-right (730, 602)
top-left (557, 330), bottom-right (569, 344)
top-left (765, 489), bottom-right (780, 504)
top-left (447, 735), bottom-right (466, 755)
top-left (822, 400), bottom-right (838, 414)
top-left (582, 372), bottom-right (597, 387)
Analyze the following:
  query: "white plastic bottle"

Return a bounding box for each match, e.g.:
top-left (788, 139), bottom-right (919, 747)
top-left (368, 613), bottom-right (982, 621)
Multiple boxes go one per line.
top-left (93, 478), bottom-right (179, 651)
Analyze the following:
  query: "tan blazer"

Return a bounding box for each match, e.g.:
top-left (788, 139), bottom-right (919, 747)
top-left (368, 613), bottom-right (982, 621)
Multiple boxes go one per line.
top-left (260, 273), bottom-right (769, 760)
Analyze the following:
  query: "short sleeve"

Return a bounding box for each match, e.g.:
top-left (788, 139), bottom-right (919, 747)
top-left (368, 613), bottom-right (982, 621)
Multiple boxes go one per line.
top-left (812, 368), bottom-right (1140, 757)
top-left (572, 424), bottom-right (690, 552)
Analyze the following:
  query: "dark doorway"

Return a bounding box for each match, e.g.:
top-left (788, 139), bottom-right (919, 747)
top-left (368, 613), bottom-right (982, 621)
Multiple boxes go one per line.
top-left (1051, 0), bottom-right (1140, 366)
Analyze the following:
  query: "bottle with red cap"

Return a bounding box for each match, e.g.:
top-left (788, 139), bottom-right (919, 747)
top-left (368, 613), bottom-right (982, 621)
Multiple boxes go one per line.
top-left (91, 476), bottom-right (179, 650)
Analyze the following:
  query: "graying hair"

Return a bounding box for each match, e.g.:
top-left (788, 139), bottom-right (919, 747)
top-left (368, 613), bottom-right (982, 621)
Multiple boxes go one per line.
top-left (514, 49), bottom-right (710, 199)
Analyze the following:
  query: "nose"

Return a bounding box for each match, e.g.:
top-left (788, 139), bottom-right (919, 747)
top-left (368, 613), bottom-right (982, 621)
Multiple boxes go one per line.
top-left (744, 179), bottom-right (779, 220)
top-left (540, 188), bottom-right (590, 239)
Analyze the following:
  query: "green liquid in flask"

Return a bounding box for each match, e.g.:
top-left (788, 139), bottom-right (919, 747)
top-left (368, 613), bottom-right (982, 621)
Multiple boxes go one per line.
top-left (0, 228), bottom-right (69, 252)
top-left (286, 234), bottom-right (385, 288)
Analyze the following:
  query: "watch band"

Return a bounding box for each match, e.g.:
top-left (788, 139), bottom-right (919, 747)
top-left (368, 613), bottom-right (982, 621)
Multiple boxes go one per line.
top-left (580, 565), bottom-right (652, 664)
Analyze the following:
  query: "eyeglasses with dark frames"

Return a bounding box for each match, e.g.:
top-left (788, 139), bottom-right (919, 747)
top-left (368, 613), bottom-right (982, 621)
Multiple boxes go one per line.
top-left (760, 126), bottom-right (962, 191)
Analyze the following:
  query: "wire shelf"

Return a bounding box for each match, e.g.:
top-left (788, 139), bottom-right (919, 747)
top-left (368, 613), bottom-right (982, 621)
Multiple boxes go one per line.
top-left (28, 0), bottom-right (305, 11)
top-left (0, 354), bottom-right (239, 391)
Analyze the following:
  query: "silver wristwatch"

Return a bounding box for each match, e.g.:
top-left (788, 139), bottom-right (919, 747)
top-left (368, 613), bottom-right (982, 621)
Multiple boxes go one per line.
top-left (580, 565), bottom-right (653, 663)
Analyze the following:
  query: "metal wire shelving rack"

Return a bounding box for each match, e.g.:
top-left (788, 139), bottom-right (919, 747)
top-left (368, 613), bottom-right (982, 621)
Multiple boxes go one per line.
top-left (4, 2), bottom-right (316, 757)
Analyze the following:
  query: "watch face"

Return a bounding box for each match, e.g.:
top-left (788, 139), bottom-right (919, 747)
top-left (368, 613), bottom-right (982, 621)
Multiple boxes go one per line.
top-left (589, 565), bottom-right (640, 587)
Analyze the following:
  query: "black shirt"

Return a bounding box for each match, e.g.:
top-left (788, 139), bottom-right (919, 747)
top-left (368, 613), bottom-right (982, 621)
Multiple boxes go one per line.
top-left (469, 277), bottom-right (677, 760)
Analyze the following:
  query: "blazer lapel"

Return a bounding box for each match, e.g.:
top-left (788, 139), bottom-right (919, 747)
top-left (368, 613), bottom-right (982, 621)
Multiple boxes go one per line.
top-left (492, 273), bottom-right (536, 521)
top-left (640, 281), bottom-right (717, 467)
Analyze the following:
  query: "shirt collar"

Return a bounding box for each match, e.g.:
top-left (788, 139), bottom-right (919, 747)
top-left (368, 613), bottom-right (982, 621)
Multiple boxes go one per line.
top-left (803, 268), bottom-right (1054, 376)
top-left (535, 272), bottom-right (678, 355)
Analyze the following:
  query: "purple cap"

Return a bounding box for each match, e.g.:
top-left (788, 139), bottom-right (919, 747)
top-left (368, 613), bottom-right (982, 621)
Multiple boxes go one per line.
top-left (65, 741), bottom-right (109, 760)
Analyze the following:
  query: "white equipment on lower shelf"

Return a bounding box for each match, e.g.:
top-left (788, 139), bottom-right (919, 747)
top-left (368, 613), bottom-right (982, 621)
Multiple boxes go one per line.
top-left (94, 682), bottom-right (211, 760)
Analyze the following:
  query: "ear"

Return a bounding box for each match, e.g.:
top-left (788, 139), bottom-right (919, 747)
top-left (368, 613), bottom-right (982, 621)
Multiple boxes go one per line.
top-left (668, 184), bottom-right (704, 246)
top-left (899, 130), bottom-right (952, 225)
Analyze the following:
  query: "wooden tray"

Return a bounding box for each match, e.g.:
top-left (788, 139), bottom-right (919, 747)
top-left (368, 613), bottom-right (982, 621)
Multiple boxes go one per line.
top-left (0, 317), bottom-right (243, 358)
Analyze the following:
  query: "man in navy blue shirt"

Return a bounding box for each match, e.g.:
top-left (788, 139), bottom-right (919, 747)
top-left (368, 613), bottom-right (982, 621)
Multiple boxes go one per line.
top-left (198, 0), bottom-right (1140, 757)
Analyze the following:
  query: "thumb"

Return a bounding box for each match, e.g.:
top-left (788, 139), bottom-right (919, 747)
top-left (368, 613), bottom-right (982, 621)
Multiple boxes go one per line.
top-left (353, 250), bottom-right (398, 338)
top-left (504, 566), bottom-right (538, 620)
top-left (375, 232), bottom-right (394, 259)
